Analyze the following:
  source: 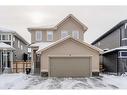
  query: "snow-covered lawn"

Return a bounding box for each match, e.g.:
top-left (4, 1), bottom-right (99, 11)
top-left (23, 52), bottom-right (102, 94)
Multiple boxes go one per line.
top-left (0, 73), bottom-right (127, 89)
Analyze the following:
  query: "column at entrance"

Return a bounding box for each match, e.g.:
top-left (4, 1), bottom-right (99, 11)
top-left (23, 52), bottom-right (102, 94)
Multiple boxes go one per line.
top-left (0, 50), bottom-right (2, 73)
top-left (31, 49), bottom-right (35, 74)
top-left (3, 49), bottom-right (12, 73)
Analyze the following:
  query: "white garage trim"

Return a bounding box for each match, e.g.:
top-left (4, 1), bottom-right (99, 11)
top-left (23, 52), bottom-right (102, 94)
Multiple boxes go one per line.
top-left (48, 55), bottom-right (92, 77)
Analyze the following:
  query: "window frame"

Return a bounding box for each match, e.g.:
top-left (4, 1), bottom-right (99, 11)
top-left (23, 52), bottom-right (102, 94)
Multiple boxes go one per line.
top-left (72, 31), bottom-right (79, 39)
top-left (122, 23), bottom-right (127, 40)
top-left (36, 31), bottom-right (42, 41)
top-left (61, 31), bottom-right (68, 38)
top-left (47, 31), bottom-right (53, 41)
top-left (0, 34), bottom-right (12, 41)
top-left (21, 45), bottom-right (23, 50)
top-left (9, 35), bottom-right (11, 40)
top-left (18, 40), bottom-right (20, 48)
top-left (118, 51), bottom-right (127, 58)
top-left (13, 36), bottom-right (15, 41)
top-left (2, 34), bottom-right (8, 40)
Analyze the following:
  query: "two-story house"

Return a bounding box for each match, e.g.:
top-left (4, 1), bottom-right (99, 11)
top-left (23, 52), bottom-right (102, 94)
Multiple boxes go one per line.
top-left (0, 27), bottom-right (29, 73)
top-left (92, 20), bottom-right (127, 74)
top-left (28, 14), bottom-right (102, 77)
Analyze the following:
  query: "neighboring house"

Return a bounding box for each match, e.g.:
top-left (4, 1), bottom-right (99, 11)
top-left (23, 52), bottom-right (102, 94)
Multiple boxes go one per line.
top-left (0, 28), bottom-right (29, 73)
top-left (28, 14), bottom-right (102, 77)
top-left (92, 20), bottom-right (127, 74)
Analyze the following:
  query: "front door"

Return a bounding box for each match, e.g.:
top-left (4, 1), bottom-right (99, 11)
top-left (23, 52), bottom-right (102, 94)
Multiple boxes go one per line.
top-left (33, 50), bottom-right (40, 74)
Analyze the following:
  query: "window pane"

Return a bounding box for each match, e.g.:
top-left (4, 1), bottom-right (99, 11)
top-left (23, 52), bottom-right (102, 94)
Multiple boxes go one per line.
top-left (61, 31), bottom-right (68, 38)
top-left (2, 35), bottom-right (8, 40)
top-left (18, 40), bottom-right (20, 48)
top-left (0, 35), bottom-right (1, 40)
top-left (47, 31), bottom-right (53, 41)
top-left (21, 45), bottom-right (23, 50)
top-left (121, 52), bottom-right (127, 56)
top-left (13, 37), bottom-right (15, 41)
top-left (36, 31), bottom-right (42, 41)
top-left (2, 35), bottom-right (5, 40)
top-left (72, 31), bottom-right (79, 39)
top-left (9, 35), bottom-right (11, 40)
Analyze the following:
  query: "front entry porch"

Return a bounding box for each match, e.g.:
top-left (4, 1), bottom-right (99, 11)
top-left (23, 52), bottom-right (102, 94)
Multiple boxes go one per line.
top-left (0, 42), bottom-right (15, 73)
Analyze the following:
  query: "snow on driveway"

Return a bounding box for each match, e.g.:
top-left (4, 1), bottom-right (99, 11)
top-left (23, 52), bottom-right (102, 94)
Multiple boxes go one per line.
top-left (0, 73), bottom-right (127, 89)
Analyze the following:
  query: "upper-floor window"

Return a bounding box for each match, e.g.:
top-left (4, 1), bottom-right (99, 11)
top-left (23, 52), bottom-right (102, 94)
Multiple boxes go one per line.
top-left (122, 24), bottom-right (127, 40)
top-left (0, 34), bottom-right (11, 41)
top-left (36, 31), bottom-right (42, 41)
top-left (2, 35), bottom-right (8, 40)
top-left (47, 31), bottom-right (53, 41)
top-left (9, 35), bottom-right (11, 40)
top-left (13, 36), bottom-right (15, 41)
top-left (61, 31), bottom-right (68, 38)
top-left (18, 40), bottom-right (20, 48)
top-left (21, 45), bottom-right (23, 50)
top-left (121, 24), bottom-right (127, 46)
top-left (72, 31), bottom-right (79, 39)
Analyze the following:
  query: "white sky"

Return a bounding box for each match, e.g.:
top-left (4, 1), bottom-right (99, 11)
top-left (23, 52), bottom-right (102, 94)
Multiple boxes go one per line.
top-left (0, 6), bottom-right (127, 44)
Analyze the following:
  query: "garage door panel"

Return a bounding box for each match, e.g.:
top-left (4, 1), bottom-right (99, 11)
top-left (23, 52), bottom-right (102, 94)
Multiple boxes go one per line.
top-left (49, 57), bottom-right (91, 77)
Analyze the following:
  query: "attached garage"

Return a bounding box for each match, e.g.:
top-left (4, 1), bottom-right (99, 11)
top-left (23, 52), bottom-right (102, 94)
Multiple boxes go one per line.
top-left (49, 56), bottom-right (91, 77)
top-left (36, 36), bottom-right (102, 77)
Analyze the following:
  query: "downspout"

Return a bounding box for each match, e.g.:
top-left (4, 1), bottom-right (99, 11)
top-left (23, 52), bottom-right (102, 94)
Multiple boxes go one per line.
top-left (116, 51), bottom-right (118, 75)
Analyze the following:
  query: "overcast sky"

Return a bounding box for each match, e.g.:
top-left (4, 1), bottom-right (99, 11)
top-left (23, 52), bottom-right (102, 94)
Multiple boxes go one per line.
top-left (0, 6), bottom-right (127, 44)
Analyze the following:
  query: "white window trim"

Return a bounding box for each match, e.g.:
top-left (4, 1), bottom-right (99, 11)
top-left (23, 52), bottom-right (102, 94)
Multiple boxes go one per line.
top-left (122, 23), bottom-right (127, 39)
top-left (0, 35), bottom-right (1, 40)
top-left (72, 31), bottom-right (79, 39)
top-left (118, 51), bottom-right (127, 58)
top-left (21, 45), bottom-right (23, 50)
top-left (0, 34), bottom-right (12, 41)
top-left (2, 34), bottom-right (8, 40)
top-left (13, 36), bottom-right (15, 41)
top-left (18, 40), bottom-right (20, 48)
top-left (125, 23), bottom-right (127, 29)
top-left (47, 31), bottom-right (53, 41)
top-left (61, 31), bottom-right (68, 38)
top-left (36, 31), bottom-right (42, 41)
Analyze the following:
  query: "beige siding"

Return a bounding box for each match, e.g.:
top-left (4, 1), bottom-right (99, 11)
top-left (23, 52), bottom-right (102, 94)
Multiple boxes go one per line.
top-left (41, 39), bottom-right (99, 73)
top-left (30, 17), bottom-right (85, 43)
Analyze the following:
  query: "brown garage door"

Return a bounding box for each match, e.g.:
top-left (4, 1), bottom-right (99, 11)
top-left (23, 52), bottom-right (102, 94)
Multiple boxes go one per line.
top-left (49, 57), bottom-right (91, 77)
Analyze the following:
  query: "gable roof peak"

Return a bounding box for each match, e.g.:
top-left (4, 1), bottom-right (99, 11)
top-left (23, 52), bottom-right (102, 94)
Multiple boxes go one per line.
top-left (54, 14), bottom-right (88, 31)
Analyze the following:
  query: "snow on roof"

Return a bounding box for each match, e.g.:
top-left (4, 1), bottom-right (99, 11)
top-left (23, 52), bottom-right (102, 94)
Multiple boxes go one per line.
top-left (0, 27), bottom-right (15, 33)
top-left (103, 46), bottom-right (127, 54)
top-left (0, 42), bottom-right (15, 50)
top-left (29, 25), bottom-right (55, 29)
top-left (30, 36), bottom-right (103, 54)
top-left (30, 42), bottom-right (55, 53)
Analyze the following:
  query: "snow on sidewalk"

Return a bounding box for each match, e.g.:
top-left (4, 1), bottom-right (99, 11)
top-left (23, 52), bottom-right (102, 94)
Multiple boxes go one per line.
top-left (0, 73), bottom-right (32, 89)
top-left (0, 73), bottom-right (127, 89)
